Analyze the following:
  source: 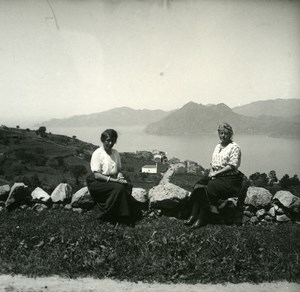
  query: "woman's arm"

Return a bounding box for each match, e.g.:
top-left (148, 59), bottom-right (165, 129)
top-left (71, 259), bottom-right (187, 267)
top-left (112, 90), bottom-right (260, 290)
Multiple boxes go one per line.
top-left (93, 172), bottom-right (127, 184)
top-left (208, 165), bottom-right (234, 178)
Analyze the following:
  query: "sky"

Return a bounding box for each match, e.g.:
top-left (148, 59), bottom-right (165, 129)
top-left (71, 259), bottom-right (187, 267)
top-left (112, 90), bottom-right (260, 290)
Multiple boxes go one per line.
top-left (0, 0), bottom-right (299, 127)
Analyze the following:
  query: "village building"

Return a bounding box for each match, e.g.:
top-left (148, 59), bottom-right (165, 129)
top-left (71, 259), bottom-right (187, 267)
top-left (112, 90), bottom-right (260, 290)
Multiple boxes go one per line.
top-left (152, 149), bottom-right (168, 163)
top-left (141, 164), bottom-right (158, 174)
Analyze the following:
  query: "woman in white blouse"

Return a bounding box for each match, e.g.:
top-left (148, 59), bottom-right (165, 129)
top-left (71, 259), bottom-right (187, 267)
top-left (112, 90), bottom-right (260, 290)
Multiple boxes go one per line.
top-left (184, 122), bottom-right (243, 229)
top-left (86, 129), bottom-right (137, 226)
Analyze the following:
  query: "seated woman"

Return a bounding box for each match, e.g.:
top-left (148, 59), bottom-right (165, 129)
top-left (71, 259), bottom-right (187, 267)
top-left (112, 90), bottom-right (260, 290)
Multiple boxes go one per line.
top-left (184, 122), bottom-right (243, 229)
top-left (86, 129), bottom-right (138, 226)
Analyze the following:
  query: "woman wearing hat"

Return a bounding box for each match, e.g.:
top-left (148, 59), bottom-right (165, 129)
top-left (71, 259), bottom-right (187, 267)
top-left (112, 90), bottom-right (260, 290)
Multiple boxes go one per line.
top-left (184, 122), bottom-right (243, 229)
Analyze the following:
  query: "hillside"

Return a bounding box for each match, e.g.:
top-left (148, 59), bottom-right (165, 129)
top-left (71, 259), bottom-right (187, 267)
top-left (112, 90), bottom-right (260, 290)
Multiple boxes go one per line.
top-left (0, 127), bottom-right (97, 192)
top-left (232, 98), bottom-right (300, 118)
top-left (144, 102), bottom-right (300, 138)
top-left (37, 107), bottom-right (170, 127)
top-left (0, 127), bottom-right (163, 193)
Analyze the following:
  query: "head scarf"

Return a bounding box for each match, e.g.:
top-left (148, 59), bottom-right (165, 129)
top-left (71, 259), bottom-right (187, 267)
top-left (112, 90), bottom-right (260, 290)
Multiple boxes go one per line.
top-left (218, 122), bottom-right (233, 135)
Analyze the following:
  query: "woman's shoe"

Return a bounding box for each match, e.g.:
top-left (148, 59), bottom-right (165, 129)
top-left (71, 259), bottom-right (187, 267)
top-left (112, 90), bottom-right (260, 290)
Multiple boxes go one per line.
top-left (184, 215), bottom-right (196, 226)
top-left (191, 218), bottom-right (206, 229)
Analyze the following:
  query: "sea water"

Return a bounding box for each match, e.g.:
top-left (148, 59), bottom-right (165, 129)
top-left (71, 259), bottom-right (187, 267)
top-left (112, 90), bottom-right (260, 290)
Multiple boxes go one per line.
top-left (48, 125), bottom-right (300, 179)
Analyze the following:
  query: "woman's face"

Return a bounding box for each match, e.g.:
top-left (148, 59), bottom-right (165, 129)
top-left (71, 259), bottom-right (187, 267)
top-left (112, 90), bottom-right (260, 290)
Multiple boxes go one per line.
top-left (102, 136), bottom-right (116, 153)
top-left (218, 130), bottom-right (231, 144)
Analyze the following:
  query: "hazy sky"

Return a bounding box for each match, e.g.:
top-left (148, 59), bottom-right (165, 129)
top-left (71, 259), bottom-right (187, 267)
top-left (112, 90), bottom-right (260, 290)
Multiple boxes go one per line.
top-left (0, 0), bottom-right (299, 127)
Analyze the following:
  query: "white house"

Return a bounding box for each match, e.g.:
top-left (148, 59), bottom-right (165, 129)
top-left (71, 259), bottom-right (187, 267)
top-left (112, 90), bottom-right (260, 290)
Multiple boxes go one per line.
top-left (141, 164), bottom-right (157, 174)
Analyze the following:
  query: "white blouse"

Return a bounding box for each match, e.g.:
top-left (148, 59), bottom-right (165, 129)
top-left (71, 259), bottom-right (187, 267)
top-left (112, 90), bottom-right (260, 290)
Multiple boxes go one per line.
top-left (210, 142), bottom-right (241, 175)
top-left (90, 146), bottom-right (121, 176)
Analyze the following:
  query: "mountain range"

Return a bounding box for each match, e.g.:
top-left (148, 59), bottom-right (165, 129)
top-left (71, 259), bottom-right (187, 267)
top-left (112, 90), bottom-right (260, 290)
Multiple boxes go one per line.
top-left (232, 98), bottom-right (300, 118)
top-left (144, 101), bottom-right (300, 138)
top-left (37, 99), bottom-right (300, 138)
top-left (38, 107), bottom-right (170, 127)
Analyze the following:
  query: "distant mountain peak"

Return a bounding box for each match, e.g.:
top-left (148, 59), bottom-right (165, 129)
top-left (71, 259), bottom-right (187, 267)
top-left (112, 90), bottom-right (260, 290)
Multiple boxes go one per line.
top-left (181, 101), bottom-right (199, 108)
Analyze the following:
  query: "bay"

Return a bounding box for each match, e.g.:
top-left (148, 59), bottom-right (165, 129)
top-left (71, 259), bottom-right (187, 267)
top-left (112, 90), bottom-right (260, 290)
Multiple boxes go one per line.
top-left (48, 125), bottom-right (300, 179)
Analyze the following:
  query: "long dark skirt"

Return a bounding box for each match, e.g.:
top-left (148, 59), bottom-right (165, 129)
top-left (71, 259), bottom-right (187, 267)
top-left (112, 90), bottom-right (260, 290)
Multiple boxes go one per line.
top-left (190, 172), bottom-right (244, 207)
top-left (86, 174), bottom-right (137, 223)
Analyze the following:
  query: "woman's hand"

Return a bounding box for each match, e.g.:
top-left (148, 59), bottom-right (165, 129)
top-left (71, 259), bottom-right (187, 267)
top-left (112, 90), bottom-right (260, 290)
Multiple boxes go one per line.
top-left (116, 172), bottom-right (127, 184)
top-left (117, 177), bottom-right (128, 184)
top-left (208, 170), bottom-right (218, 179)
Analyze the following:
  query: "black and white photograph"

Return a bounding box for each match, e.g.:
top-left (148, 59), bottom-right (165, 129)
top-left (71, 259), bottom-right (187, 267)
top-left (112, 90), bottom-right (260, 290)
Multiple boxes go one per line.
top-left (0, 0), bottom-right (299, 291)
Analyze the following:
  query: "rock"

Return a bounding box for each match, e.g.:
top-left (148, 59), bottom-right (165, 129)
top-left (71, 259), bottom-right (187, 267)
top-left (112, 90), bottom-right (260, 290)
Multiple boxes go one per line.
top-left (265, 215), bottom-right (274, 221)
top-left (159, 164), bottom-right (180, 184)
top-left (33, 203), bottom-right (48, 212)
top-left (276, 207), bottom-right (285, 215)
top-left (244, 187), bottom-right (273, 209)
top-left (71, 187), bottom-right (95, 210)
top-left (148, 182), bottom-right (190, 209)
top-left (31, 187), bottom-right (50, 203)
top-left (0, 184), bottom-right (10, 201)
top-left (250, 216), bottom-right (259, 224)
top-left (273, 191), bottom-right (300, 213)
top-left (243, 210), bottom-right (253, 217)
top-left (268, 206), bottom-right (276, 217)
top-left (5, 183), bottom-right (30, 210)
top-left (131, 188), bottom-right (148, 203)
top-left (244, 205), bottom-right (251, 211)
top-left (0, 201), bottom-right (5, 207)
top-left (242, 215), bottom-right (251, 224)
top-left (64, 204), bottom-right (72, 210)
top-left (256, 209), bottom-right (266, 218)
top-left (51, 183), bottom-right (72, 203)
top-left (276, 214), bottom-right (291, 222)
top-left (73, 208), bottom-right (83, 214)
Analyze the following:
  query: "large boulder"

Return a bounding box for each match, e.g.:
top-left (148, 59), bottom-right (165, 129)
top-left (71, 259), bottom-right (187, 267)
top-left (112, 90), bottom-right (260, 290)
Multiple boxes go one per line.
top-left (273, 191), bottom-right (300, 213)
top-left (31, 187), bottom-right (50, 203)
top-left (244, 187), bottom-right (273, 209)
top-left (149, 182), bottom-right (190, 209)
top-left (0, 184), bottom-right (10, 201)
top-left (131, 188), bottom-right (148, 203)
top-left (51, 183), bottom-right (72, 203)
top-left (5, 183), bottom-right (30, 210)
top-left (71, 187), bottom-right (94, 210)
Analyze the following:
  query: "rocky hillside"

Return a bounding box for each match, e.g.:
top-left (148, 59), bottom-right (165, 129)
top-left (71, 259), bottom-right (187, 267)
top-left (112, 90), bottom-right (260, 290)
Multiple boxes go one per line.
top-left (0, 126), bottom-right (97, 192)
top-left (37, 107), bottom-right (171, 127)
top-left (232, 98), bottom-right (300, 118)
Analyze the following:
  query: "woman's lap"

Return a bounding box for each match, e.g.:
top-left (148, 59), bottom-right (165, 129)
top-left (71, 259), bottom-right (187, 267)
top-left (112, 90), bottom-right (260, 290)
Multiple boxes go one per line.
top-left (207, 176), bottom-right (243, 203)
top-left (191, 175), bottom-right (243, 206)
top-left (86, 175), bottom-right (133, 220)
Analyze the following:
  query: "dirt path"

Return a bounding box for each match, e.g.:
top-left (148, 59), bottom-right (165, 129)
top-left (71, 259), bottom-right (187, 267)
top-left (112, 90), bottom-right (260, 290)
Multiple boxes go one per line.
top-left (0, 275), bottom-right (299, 292)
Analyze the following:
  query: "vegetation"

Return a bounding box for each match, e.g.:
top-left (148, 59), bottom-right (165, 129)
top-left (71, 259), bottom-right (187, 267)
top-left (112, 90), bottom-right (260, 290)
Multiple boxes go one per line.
top-left (0, 210), bottom-right (299, 283)
top-left (1, 126), bottom-right (300, 284)
top-left (0, 126), bottom-right (165, 193)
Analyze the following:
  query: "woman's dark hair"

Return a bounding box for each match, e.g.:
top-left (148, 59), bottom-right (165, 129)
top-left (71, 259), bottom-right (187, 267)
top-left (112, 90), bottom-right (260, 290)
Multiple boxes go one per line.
top-left (100, 129), bottom-right (118, 143)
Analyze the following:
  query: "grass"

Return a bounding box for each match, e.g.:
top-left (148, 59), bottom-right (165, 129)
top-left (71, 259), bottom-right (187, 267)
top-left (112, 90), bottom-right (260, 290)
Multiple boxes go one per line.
top-left (0, 209), bottom-right (299, 283)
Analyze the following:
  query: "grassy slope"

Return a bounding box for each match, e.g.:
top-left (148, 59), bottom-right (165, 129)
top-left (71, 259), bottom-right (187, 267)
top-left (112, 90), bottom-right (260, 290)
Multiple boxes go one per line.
top-left (0, 127), bottom-right (162, 192)
top-left (0, 209), bottom-right (299, 283)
